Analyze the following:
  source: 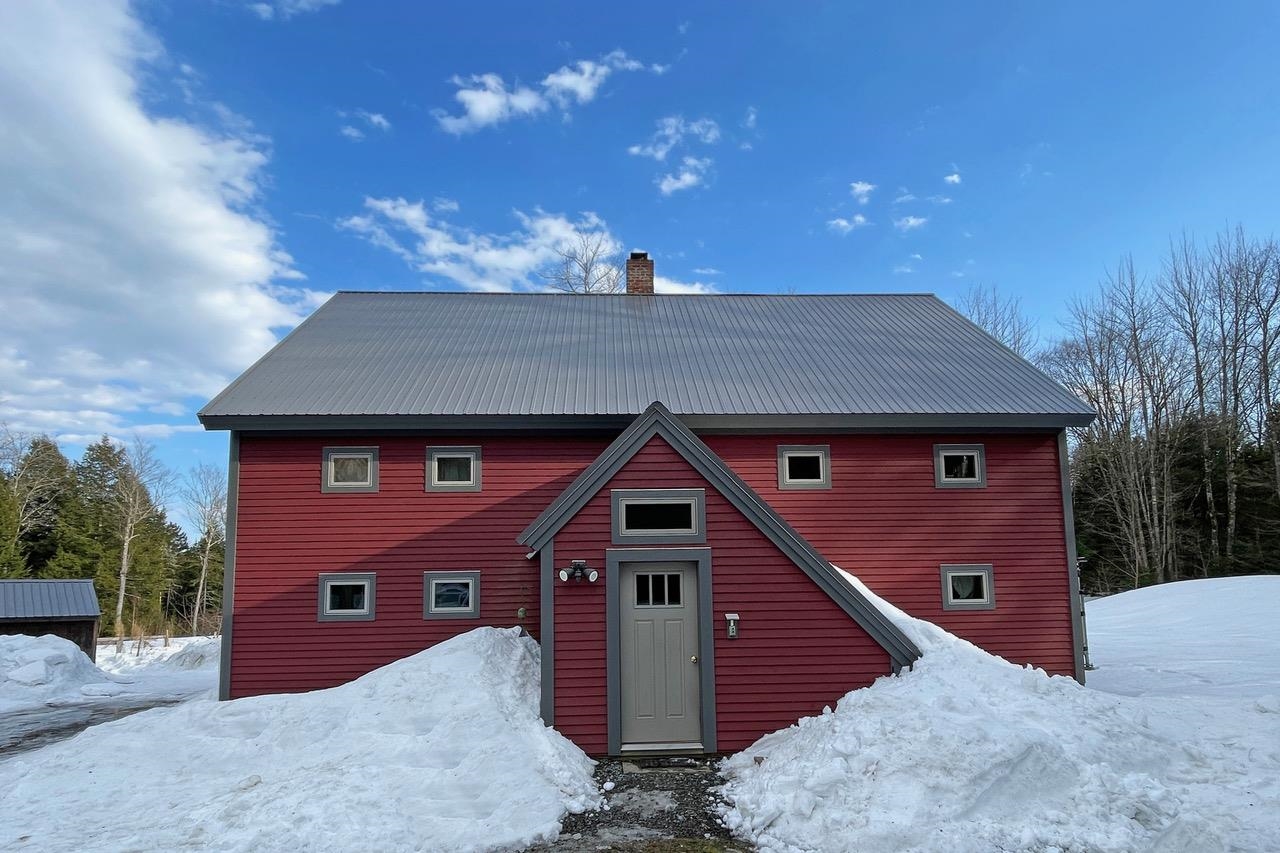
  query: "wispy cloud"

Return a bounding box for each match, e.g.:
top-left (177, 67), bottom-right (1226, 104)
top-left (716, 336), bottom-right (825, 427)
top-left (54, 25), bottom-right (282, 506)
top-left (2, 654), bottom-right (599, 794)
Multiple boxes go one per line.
top-left (849, 181), bottom-right (876, 205)
top-left (628, 116), bottom-right (720, 160)
top-left (743, 106), bottom-right (757, 129)
top-left (434, 50), bottom-right (657, 135)
top-left (893, 264), bottom-right (914, 275)
top-left (248, 0), bottom-right (341, 20)
top-left (338, 109), bottom-right (391, 141)
top-left (657, 156), bottom-right (712, 195)
top-left (431, 197), bottom-right (460, 213)
top-left (943, 172), bottom-right (961, 185)
top-left (894, 216), bottom-right (928, 231)
top-left (339, 125), bottom-right (363, 140)
top-left (826, 214), bottom-right (869, 235)
top-left (893, 189), bottom-right (916, 204)
top-left (693, 267), bottom-right (721, 275)
top-left (656, 275), bottom-right (716, 295)
top-left (926, 195), bottom-right (952, 205)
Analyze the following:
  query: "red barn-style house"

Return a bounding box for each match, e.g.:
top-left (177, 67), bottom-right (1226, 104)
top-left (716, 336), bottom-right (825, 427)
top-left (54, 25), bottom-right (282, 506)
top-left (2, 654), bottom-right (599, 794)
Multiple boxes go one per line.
top-left (200, 252), bottom-right (1094, 756)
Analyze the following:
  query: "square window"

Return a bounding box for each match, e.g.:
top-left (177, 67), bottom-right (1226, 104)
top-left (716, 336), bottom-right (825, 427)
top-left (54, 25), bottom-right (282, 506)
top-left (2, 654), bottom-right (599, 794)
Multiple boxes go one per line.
top-left (423, 571), bottom-right (481, 619)
top-left (322, 447), bottom-right (378, 493)
top-left (934, 444), bottom-right (986, 488)
top-left (427, 447), bottom-right (482, 492)
top-left (941, 564), bottom-right (995, 610)
top-left (611, 489), bottom-right (707, 544)
top-left (318, 573), bottom-right (376, 621)
top-left (778, 445), bottom-right (831, 489)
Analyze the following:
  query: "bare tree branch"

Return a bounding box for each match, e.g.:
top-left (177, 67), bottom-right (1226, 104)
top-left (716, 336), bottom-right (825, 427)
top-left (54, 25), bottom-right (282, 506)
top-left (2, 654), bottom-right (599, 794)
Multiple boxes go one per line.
top-left (957, 282), bottom-right (1039, 358)
top-left (539, 231), bottom-right (624, 294)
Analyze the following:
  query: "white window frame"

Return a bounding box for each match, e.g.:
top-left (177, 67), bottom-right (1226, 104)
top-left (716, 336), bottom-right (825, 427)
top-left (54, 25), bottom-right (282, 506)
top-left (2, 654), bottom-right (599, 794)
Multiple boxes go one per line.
top-left (777, 445), bottom-right (832, 490)
top-left (940, 564), bottom-right (995, 611)
top-left (610, 489), bottom-right (707, 545)
top-left (322, 447), bottom-right (378, 493)
top-left (934, 444), bottom-right (986, 488)
top-left (423, 571), bottom-right (481, 619)
top-left (318, 572), bottom-right (376, 621)
top-left (426, 447), bottom-right (482, 493)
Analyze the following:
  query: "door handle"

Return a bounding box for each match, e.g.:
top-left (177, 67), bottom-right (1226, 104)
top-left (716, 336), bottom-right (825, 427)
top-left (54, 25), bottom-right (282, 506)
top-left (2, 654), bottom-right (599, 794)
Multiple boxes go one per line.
top-left (691, 655), bottom-right (698, 664)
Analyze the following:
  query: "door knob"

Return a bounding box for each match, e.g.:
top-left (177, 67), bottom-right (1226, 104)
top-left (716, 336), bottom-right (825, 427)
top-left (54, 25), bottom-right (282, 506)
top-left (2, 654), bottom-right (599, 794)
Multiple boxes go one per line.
top-left (691, 654), bottom-right (698, 663)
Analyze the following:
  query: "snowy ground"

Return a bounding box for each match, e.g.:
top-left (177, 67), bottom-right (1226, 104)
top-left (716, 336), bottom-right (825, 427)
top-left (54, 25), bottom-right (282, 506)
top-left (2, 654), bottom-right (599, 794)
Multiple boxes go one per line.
top-left (0, 627), bottom-right (598, 852)
top-left (718, 574), bottom-right (1280, 853)
top-left (0, 633), bottom-right (218, 755)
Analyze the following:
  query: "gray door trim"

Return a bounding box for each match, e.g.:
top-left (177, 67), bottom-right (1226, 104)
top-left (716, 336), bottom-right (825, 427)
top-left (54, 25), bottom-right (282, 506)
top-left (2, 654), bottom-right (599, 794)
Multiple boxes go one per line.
top-left (1057, 431), bottom-right (1087, 684)
top-left (218, 431), bottom-right (240, 701)
top-left (539, 541), bottom-right (555, 723)
top-left (606, 547), bottom-right (716, 755)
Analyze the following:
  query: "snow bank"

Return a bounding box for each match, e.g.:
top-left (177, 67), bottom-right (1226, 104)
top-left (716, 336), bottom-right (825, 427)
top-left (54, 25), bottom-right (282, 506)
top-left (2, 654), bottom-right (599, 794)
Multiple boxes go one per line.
top-left (0, 634), bottom-right (123, 711)
top-left (0, 627), bottom-right (598, 852)
top-left (96, 635), bottom-right (221, 676)
top-left (718, 572), bottom-right (1280, 853)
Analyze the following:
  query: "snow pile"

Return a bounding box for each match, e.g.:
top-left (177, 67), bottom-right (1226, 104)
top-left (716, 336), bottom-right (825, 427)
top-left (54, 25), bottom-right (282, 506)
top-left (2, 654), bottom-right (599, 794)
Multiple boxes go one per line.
top-left (0, 627), bottom-right (599, 852)
top-left (97, 635), bottom-right (221, 675)
top-left (1086, 575), bottom-right (1280, 699)
top-left (0, 634), bottom-right (122, 711)
top-left (718, 573), bottom-right (1280, 853)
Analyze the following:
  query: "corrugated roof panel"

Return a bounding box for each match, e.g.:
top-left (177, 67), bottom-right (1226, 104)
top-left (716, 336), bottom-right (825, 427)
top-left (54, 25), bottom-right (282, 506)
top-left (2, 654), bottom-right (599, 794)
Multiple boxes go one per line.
top-left (0, 580), bottom-right (100, 620)
top-left (199, 293), bottom-right (1094, 421)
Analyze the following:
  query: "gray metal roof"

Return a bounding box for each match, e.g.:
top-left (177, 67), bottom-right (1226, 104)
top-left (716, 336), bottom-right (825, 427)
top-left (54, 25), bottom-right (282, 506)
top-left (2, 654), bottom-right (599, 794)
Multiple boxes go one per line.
top-left (0, 579), bottom-right (100, 620)
top-left (200, 293), bottom-right (1093, 426)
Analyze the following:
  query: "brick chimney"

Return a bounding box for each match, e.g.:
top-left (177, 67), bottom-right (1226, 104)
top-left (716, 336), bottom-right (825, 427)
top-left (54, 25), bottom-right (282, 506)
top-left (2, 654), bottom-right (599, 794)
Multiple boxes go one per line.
top-left (625, 251), bottom-right (654, 294)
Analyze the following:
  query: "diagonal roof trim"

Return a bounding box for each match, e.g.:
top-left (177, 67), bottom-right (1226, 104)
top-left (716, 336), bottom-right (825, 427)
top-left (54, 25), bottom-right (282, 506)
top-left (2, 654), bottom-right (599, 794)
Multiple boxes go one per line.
top-left (517, 401), bottom-right (922, 669)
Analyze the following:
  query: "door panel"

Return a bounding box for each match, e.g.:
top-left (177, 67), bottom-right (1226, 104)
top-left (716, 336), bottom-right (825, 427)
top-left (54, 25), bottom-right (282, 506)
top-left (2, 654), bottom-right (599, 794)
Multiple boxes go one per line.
top-left (619, 561), bottom-right (701, 746)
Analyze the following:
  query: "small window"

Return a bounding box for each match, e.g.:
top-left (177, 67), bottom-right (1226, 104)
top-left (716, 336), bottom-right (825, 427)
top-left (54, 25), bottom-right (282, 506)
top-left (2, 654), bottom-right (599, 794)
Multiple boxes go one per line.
top-left (611, 489), bottom-right (707, 544)
top-left (934, 444), bottom-right (986, 488)
top-left (777, 445), bottom-right (831, 489)
top-left (318, 573), bottom-right (376, 621)
top-left (423, 571), bottom-right (481, 619)
top-left (940, 564), bottom-right (995, 611)
top-left (322, 447), bottom-right (379, 493)
top-left (427, 447), bottom-right (482, 492)
top-left (635, 572), bottom-right (682, 607)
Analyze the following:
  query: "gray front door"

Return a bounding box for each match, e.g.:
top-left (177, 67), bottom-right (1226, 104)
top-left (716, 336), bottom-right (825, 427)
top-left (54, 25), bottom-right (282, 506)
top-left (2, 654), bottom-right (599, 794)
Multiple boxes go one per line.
top-left (619, 561), bottom-right (702, 747)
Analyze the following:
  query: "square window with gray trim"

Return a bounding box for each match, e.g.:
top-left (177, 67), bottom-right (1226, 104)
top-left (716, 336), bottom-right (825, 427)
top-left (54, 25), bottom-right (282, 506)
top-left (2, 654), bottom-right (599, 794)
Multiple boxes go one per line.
top-left (322, 447), bottom-right (379, 493)
top-left (427, 447), bottom-right (482, 492)
top-left (941, 564), bottom-right (995, 610)
top-left (934, 444), bottom-right (986, 488)
top-left (611, 489), bottom-right (707, 544)
top-left (778, 445), bottom-right (831, 489)
top-left (318, 573), bottom-right (376, 621)
top-left (423, 571), bottom-right (481, 618)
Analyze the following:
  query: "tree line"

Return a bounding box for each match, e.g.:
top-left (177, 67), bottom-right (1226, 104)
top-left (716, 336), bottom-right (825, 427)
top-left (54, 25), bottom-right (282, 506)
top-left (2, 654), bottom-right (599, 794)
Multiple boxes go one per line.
top-left (0, 429), bottom-right (225, 639)
top-left (965, 227), bottom-right (1280, 593)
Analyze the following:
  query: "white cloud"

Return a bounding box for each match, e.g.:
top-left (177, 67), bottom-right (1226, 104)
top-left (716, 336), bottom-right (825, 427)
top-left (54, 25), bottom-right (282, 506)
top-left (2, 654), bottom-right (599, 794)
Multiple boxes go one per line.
top-left (894, 216), bottom-right (928, 231)
top-left (339, 124), bottom-right (363, 140)
top-left (893, 190), bottom-right (916, 204)
top-left (678, 21), bottom-right (690, 35)
top-left (910, 253), bottom-right (923, 261)
top-left (743, 106), bottom-right (758, 129)
top-left (849, 181), bottom-right (876, 205)
top-left (656, 156), bottom-right (712, 195)
top-left (944, 172), bottom-right (962, 185)
top-left (826, 214), bottom-right (869, 235)
top-left (692, 267), bottom-right (721, 275)
top-left (0, 0), bottom-right (319, 441)
top-left (655, 275), bottom-right (715, 295)
top-left (249, 0), bottom-right (341, 20)
top-left (893, 265), bottom-right (914, 275)
top-left (927, 195), bottom-right (953, 204)
top-left (431, 197), bottom-right (460, 213)
top-left (434, 50), bottom-right (656, 134)
top-left (356, 110), bottom-right (390, 131)
top-left (628, 116), bottom-right (720, 161)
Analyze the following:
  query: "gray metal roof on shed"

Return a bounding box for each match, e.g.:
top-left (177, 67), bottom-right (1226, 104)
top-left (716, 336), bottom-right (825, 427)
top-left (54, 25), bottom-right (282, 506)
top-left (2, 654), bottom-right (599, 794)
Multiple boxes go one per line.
top-left (0, 580), bottom-right (100, 620)
top-left (199, 293), bottom-right (1093, 427)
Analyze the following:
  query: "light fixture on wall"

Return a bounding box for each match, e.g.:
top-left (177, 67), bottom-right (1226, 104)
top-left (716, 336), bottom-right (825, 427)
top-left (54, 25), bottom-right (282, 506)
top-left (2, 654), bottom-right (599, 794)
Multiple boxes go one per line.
top-left (558, 560), bottom-right (599, 583)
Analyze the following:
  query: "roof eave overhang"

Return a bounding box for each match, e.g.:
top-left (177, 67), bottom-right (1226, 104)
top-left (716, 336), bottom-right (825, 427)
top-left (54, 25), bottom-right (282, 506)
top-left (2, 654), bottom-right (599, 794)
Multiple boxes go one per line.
top-left (198, 411), bottom-right (1097, 433)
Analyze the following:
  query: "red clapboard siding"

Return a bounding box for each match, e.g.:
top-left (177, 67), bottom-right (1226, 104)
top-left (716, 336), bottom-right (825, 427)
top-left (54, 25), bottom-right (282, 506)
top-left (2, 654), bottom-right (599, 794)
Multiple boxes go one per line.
top-left (706, 433), bottom-right (1076, 677)
top-left (229, 435), bottom-right (609, 698)
top-left (552, 436), bottom-right (892, 754)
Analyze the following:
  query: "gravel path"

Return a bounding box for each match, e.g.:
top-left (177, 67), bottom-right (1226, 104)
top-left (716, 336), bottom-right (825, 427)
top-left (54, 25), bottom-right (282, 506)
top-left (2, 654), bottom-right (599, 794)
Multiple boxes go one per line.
top-left (537, 757), bottom-right (751, 852)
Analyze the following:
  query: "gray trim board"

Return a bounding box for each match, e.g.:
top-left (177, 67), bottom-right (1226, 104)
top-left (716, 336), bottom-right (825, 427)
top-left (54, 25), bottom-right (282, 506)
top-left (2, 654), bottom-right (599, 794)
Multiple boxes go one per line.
top-left (219, 431), bottom-right (239, 701)
top-left (539, 543), bottom-right (555, 723)
top-left (422, 571), bottom-right (481, 619)
top-left (1059, 431), bottom-right (1088, 684)
top-left (317, 572), bottom-right (377, 621)
top-left (426, 446), bottom-right (482, 493)
top-left (611, 488), bottom-right (707, 545)
top-left (777, 444), bottom-right (832, 490)
top-left (606, 548), bottom-right (716, 756)
top-left (321, 446), bottom-right (379, 493)
top-left (940, 564), bottom-right (996, 611)
top-left (934, 443), bottom-right (987, 488)
top-left (519, 401), bottom-right (922, 670)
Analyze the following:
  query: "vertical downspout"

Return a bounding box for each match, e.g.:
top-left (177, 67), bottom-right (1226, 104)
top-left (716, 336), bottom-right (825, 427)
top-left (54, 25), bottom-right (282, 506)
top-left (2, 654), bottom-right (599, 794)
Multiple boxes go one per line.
top-left (1057, 430), bottom-right (1088, 684)
top-left (218, 431), bottom-right (240, 701)
top-left (539, 541), bottom-right (555, 723)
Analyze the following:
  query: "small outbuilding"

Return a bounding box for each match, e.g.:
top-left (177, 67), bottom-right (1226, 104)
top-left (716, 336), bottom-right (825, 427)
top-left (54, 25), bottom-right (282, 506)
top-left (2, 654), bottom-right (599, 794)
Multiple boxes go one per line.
top-left (0, 579), bottom-right (102, 661)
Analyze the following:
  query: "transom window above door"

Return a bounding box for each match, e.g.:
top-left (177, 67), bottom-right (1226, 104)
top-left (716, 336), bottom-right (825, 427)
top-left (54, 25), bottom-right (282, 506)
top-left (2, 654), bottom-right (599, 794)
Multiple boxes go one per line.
top-left (427, 447), bottom-right (482, 492)
top-left (611, 489), bottom-right (707, 544)
top-left (635, 572), bottom-right (682, 607)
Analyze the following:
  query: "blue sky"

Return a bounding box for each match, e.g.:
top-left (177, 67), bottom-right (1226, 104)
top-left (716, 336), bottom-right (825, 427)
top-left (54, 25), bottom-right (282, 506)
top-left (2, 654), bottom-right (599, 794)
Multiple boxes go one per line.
top-left (3, 0), bottom-right (1280, 479)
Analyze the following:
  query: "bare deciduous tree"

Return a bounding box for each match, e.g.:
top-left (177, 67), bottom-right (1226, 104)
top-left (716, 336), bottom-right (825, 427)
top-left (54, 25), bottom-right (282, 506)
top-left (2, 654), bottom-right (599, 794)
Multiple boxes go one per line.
top-left (182, 463), bottom-right (226, 634)
top-left (0, 426), bottom-right (65, 571)
top-left (540, 231), bottom-right (624, 293)
top-left (113, 437), bottom-right (172, 648)
top-left (957, 283), bottom-right (1039, 358)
